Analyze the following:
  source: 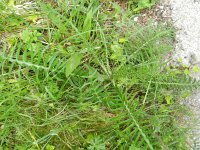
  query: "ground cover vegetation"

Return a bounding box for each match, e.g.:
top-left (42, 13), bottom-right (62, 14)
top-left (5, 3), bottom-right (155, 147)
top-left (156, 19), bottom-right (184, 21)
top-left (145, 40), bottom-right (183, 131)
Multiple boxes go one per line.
top-left (0, 0), bottom-right (199, 149)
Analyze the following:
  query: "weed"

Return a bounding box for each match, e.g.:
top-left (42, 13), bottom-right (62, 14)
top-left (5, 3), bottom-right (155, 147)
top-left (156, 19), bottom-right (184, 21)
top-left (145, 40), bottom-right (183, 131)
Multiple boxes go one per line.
top-left (0, 0), bottom-right (198, 149)
top-left (128, 0), bottom-right (158, 12)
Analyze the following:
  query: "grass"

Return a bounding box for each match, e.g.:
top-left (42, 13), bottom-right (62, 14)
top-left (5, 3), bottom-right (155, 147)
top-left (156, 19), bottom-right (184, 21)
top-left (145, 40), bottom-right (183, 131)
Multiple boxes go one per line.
top-left (128, 0), bottom-right (158, 11)
top-left (0, 0), bottom-right (198, 149)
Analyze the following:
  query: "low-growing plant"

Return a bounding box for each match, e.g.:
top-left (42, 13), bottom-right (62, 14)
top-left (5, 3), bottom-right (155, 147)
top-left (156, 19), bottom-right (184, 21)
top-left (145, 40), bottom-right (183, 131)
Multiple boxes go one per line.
top-left (0, 0), bottom-right (198, 149)
top-left (128, 0), bottom-right (158, 11)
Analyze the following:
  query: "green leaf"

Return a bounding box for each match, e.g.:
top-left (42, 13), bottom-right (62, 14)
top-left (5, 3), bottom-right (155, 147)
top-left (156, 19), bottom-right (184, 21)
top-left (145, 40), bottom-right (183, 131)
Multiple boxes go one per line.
top-left (118, 37), bottom-right (126, 43)
top-left (87, 136), bottom-right (105, 150)
top-left (192, 65), bottom-right (199, 73)
top-left (65, 53), bottom-right (83, 77)
top-left (25, 15), bottom-right (38, 22)
top-left (134, 0), bottom-right (155, 11)
top-left (129, 144), bottom-right (141, 150)
top-left (184, 69), bottom-right (190, 75)
top-left (46, 144), bottom-right (55, 150)
top-left (21, 29), bottom-right (30, 43)
top-left (177, 57), bottom-right (182, 63)
top-left (165, 95), bottom-right (173, 105)
top-left (8, 79), bottom-right (17, 84)
top-left (83, 9), bottom-right (93, 41)
top-left (110, 44), bottom-right (124, 61)
top-left (8, 0), bottom-right (14, 6)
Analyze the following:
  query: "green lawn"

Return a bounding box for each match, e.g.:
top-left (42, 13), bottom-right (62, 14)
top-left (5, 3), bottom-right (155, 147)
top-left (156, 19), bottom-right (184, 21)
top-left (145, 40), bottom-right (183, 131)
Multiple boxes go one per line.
top-left (0, 0), bottom-right (198, 149)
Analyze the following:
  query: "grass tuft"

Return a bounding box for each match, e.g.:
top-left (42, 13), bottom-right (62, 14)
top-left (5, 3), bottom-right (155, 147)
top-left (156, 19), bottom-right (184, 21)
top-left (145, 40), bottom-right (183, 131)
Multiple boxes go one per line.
top-left (0, 0), bottom-right (198, 149)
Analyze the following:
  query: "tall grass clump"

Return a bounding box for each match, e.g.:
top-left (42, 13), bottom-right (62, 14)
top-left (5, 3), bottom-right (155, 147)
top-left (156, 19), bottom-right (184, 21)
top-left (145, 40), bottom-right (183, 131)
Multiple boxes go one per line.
top-left (0, 0), bottom-right (198, 149)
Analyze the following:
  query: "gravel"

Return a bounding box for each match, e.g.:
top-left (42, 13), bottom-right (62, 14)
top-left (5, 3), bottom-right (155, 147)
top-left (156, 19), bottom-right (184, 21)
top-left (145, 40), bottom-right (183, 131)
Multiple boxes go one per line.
top-left (137, 0), bottom-right (200, 148)
top-left (169, 0), bottom-right (200, 149)
top-left (171, 0), bottom-right (200, 67)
